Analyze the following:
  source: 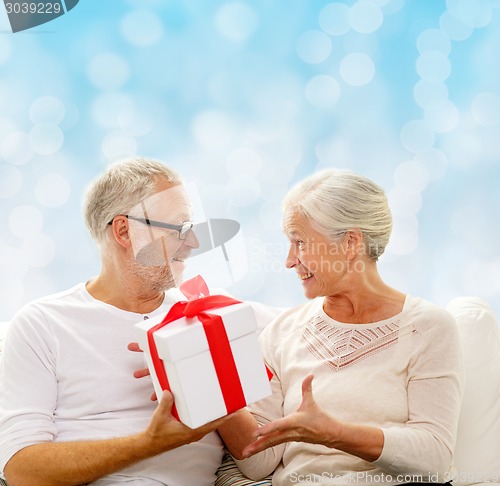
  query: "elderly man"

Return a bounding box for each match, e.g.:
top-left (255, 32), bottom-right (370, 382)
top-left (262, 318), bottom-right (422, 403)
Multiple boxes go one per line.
top-left (0, 157), bottom-right (278, 485)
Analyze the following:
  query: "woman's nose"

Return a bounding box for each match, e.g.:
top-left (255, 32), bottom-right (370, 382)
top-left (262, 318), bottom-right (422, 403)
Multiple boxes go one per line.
top-left (285, 246), bottom-right (298, 269)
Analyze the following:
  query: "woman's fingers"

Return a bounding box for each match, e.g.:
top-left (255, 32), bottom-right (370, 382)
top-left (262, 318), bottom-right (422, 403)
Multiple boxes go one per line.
top-left (299, 374), bottom-right (315, 409)
top-left (243, 430), bottom-right (288, 457)
top-left (252, 417), bottom-right (290, 438)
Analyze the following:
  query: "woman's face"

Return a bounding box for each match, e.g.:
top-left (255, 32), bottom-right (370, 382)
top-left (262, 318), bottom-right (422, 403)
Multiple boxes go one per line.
top-left (283, 210), bottom-right (349, 299)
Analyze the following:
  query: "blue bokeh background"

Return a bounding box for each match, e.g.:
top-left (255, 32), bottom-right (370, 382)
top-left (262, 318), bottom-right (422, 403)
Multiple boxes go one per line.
top-left (1, 0), bottom-right (499, 321)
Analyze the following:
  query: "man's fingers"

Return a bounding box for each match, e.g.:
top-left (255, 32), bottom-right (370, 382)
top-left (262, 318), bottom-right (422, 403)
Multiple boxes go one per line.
top-left (157, 390), bottom-right (175, 414)
top-left (127, 342), bottom-right (142, 352)
top-left (133, 368), bottom-right (150, 379)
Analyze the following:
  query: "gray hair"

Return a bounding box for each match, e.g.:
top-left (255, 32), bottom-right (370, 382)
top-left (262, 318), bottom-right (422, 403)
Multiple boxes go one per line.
top-left (83, 157), bottom-right (182, 244)
top-left (283, 169), bottom-right (392, 261)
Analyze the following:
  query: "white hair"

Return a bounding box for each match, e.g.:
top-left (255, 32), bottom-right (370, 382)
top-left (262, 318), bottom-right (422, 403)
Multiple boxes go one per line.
top-left (83, 157), bottom-right (182, 245)
top-left (283, 169), bottom-right (392, 261)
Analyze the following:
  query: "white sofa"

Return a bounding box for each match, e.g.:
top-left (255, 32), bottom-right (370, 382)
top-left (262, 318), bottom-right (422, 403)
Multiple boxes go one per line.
top-left (1, 298), bottom-right (499, 485)
top-left (448, 297), bottom-right (500, 485)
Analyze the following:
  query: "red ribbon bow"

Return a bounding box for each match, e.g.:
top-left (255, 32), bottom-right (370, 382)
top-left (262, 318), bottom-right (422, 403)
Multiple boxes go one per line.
top-left (146, 276), bottom-right (247, 422)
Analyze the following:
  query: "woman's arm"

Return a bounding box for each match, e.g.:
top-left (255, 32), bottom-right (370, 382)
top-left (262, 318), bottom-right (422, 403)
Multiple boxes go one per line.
top-left (242, 375), bottom-right (384, 461)
top-left (217, 371), bottom-right (287, 480)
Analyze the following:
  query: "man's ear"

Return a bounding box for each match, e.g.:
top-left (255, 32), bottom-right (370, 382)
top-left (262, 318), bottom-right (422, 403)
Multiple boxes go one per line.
top-left (110, 216), bottom-right (132, 249)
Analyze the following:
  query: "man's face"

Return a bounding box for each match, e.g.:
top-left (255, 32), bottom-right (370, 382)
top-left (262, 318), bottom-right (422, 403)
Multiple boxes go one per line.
top-left (127, 181), bottom-right (199, 288)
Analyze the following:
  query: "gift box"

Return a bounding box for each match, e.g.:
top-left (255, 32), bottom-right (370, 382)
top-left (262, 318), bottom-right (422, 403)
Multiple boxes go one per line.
top-left (135, 277), bottom-right (272, 428)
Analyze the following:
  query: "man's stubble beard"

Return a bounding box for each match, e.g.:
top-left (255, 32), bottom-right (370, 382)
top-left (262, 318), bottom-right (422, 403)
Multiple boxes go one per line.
top-left (128, 258), bottom-right (178, 293)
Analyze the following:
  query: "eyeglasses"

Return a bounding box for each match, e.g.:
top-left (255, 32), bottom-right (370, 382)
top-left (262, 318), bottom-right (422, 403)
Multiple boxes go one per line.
top-left (108, 215), bottom-right (194, 240)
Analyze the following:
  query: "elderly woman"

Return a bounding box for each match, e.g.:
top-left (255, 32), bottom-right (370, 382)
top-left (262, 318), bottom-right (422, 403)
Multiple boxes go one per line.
top-left (219, 169), bottom-right (463, 486)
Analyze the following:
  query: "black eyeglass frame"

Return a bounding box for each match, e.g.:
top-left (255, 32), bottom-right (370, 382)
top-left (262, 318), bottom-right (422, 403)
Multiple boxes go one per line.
top-left (108, 215), bottom-right (194, 240)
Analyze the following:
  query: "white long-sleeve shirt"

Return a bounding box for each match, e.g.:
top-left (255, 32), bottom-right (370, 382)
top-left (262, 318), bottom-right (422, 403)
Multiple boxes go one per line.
top-left (236, 295), bottom-right (464, 485)
top-left (0, 283), bottom-right (281, 485)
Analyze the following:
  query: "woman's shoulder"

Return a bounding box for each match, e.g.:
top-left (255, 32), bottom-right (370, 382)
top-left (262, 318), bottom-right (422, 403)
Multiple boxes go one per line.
top-left (403, 295), bottom-right (457, 334)
top-left (260, 298), bottom-right (323, 338)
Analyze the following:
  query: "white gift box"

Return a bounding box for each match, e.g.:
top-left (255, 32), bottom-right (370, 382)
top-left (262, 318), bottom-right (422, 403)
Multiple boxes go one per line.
top-left (135, 300), bottom-right (272, 428)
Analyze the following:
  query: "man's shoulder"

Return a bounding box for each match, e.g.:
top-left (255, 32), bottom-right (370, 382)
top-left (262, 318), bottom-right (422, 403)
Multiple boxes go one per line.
top-left (12, 283), bottom-right (87, 324)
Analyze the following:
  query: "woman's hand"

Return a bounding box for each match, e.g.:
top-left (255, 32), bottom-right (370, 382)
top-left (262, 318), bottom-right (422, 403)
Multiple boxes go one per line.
top-left (242, 375), bottom-right (384, 462)
top-left (242, 375), bottom-right (342, 457)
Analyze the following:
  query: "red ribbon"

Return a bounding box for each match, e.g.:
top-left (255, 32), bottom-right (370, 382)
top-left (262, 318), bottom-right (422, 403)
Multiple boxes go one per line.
top-left (147, 287), bottom-right (247, 422)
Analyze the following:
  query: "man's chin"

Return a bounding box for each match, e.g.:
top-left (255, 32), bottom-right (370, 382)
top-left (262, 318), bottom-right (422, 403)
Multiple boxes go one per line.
top-left (169, 260), bottom-right (186, 287)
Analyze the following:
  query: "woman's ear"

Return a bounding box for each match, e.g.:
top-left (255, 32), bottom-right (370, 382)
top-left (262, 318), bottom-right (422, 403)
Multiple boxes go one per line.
top-left (346, 229), bottom-right (363, 260)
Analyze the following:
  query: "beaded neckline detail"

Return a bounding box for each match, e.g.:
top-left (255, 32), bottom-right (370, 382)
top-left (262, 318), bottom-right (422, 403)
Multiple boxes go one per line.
top-left (300, 313), bottom-right (416, 371)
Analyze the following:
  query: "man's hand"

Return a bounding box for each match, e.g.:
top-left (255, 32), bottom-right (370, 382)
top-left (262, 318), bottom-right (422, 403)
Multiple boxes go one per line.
top-left (128, 342), bottom-right (157, 400)
top-left (128, 342), bottom-right (227, 452)
top-left (142, 390), bottom-right (227, 453)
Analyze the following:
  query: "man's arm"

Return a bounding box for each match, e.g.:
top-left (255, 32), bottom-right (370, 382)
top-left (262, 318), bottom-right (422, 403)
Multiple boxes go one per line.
top-left (4, 391), bottom-right (223, 486)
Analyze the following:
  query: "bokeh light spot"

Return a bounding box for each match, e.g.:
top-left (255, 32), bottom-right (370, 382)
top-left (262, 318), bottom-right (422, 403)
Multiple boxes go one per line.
top-left (29, 96), bottom-right (66, 125)
top-left (0, 117), bottom-right (17, 139)
top-left (388, 188), bottom-right (423, 218)
top-left (192, 111), bottom-right (234, 149)
top-left (297, 30), bottom-right (332, 64)
top-left (215, 2), bottom-right (259, 42)
top-left (400, 119), bottom-right (435, 153)
top-left (0, 37), bottom-right (11, 65)
top-left (439, 11), bottom-right (473, 41)
top-left (348, 1), bottom-right (384, 34)
top-left (87, 53), bottom-right (131, 90)
top-left (387, 216), bottom-right (419, 255)
top-left (9, 206), bottom-right (44, 239)
top-left (446, 0), bottom-right (492, 28)
top-left (226, 148), bottom-right (263, 177)
top-left (319, 2), bottom-right (350, 36)
top-left (35, 174), bottom-right (71, 208)
top-left (91, 92), bottom-right (135, 129)
top-left (471, 92), bottom-right (500, 127)
top-left (416, 51), bottom-right (451, 83)
top-left (339, 52), bottom-right (375, 86)
top-left (101, 131), bottom-right (137, 161)
top-left (394, 160), bottom-right (430, 193)
top-left (1, 131), bottom-right (34, 165)
top-left (121, 10), bottom-right (164, 46)
top-left (117, 105), bottom-right (153, 136)
top-left (0, 165), bottom-right (23, 199)
top-left (417, 28), bottom-right (451, 55)
top-left (413, 148), bottom-right (448, 181)
top-left (424, 99), bottom-right (460, 132)
top-left (225, 175), bottom-right (261, 207)
top-left (29, 124), bottom-right (64, 155)
top-left (381, 0), bottom-right (405, 14)
top-left (413, 80), bottom-right (449, 108)
top-left (305, 75), bottom-right (341, 108)
top-left (21, 234), bottom-right (56, 268)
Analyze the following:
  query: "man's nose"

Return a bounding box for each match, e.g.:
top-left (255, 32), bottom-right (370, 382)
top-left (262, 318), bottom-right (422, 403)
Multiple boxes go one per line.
top-left (185, 229), bottom-right (199, 249)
